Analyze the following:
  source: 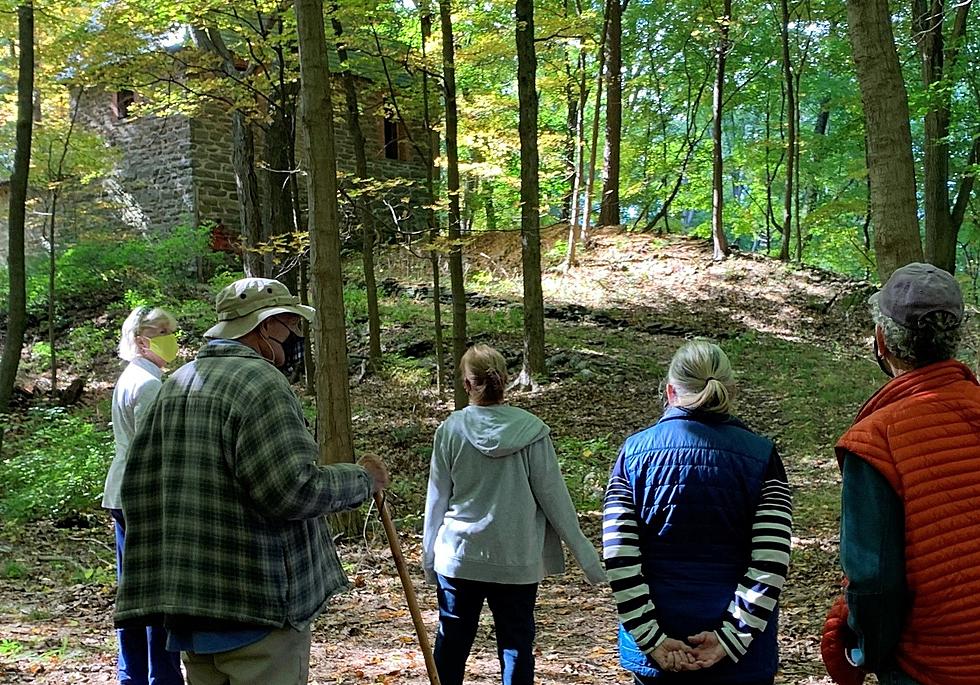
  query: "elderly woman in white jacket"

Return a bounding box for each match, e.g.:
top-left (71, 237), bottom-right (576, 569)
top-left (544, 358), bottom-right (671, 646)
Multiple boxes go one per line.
top-left (423, 344), bottom-right (605, 685)
top-left (103, 305), bottom-right (183, 685)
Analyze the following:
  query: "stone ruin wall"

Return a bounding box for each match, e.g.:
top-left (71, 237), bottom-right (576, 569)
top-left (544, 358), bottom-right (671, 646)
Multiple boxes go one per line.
top-left (76, 88), bottom-right (196, 234)
top-left (68, 83), bottom-right (430, 249)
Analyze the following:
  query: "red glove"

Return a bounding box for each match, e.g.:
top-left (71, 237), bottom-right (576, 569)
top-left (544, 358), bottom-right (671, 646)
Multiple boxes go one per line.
top-left (821, 594), bottom-right (866, 685)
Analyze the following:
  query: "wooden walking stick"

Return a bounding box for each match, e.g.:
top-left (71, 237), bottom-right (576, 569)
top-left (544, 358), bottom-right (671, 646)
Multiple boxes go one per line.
top-left (374, 492), bottom-right (442, 685)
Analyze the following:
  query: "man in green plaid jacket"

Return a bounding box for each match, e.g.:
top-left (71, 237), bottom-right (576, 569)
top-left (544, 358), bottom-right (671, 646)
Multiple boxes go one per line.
top-left (115, 278), bottom-right (389, 685)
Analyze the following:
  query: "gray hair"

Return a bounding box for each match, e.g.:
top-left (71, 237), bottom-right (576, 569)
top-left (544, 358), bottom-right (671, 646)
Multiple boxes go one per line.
top-left (118, 306), bottom-right (178, 361)
top-left (870, 297), bottom-right (961, 368)
top-left (666, 340), bottom-right (736, 415)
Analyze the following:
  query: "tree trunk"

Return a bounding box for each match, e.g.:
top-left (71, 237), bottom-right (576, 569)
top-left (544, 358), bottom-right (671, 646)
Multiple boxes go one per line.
top-left (566, 49), bottom-right (588, 268)
top-left (263, 103), bottom-right (298, 289)
top-left (711, 0), bottom-right (732, 261)
top-left (48, 191), bottom-right (57, 393)
top-left (192, 28), bottom-right (266, 278)
top-left (333, 17), bottom-right (382, 373)
top-left (561, 55), bottom-right (578, 222)
top-left (779, 0), bottom-right (795, 262)
top-left (598, 0), bottom-right (625, 227)
top-left (420, 6), bottom-right (445, 397)
top-left (0, 2), bottom-right (34, 416)
top-left (231, 111), bottom-right (264, 277)
top-left (440, 0), bottom-right (468, 410)
top-left (915, 0), bottom-right (972, 273)
top-left (846, 0), bottom-right (923, 280)
top-left (582, 1), bottom-right (611, 245)
top-left (295, 0), bottom-right (355, 467)
top-left (516, 0), bottom-right (546, 386)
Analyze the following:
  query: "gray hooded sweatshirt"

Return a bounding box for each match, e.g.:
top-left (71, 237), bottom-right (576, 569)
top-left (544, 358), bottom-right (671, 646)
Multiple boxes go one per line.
top-left (423, 404), bottom-right (605, 586)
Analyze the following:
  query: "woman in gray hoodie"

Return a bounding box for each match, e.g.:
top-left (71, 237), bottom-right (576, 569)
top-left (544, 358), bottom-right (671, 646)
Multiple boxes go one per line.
top-left (423, 344), bottom-right (605, 685)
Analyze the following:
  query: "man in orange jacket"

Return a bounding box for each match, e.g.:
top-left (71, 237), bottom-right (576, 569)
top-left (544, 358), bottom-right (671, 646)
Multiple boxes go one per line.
top-left (823, 263), bottom-right (980, 685)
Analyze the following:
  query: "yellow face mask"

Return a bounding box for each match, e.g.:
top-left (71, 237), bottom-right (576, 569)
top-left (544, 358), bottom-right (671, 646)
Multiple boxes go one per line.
top-left (148, 334), bottom-right (179, 364)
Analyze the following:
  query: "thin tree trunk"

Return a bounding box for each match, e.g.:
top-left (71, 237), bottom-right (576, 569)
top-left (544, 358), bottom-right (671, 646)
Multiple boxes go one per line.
top-left (48, 191), bottom-right (57, 393)
top-left (287, 113), bottom-right (315, 396)
top-left (915, 0), bottom-right (972, 272)
top-left (264, 104), bottom-right (297, 289)
top-left (516, 0), bottom-right (546, 385)
top-left (232, 112), bottom-right (264, 277)
top-left (779, 0), bottom-right (795, 261)
top-left (193, 28), bottom-right (265, 277)
top-left (44, 92), bottom-right (79, 397)
top-left (794, 69), bottom-right (803, 262)
top-left (583, 1), bottom-right (611, 245)
top-left (295, 0), bottom-right (356, 468)
top-left (333, 17), bottom-right (382, 372)
top-left (847, 0), bottom-right (923, 279)
top-left (566, 49), bottom-right (588, 268)
top-left (598, 0), bottom-right (625, 227)
top-left (420, 5), bottom-right (445, 397)
top-left (562, 52), bottom-right (578, 222)
top-left (0, 2), bottom-right (34, 415)
top-left (440, 0), bottom-right (468, 409)
top-left (711, 0), bottom-right (732, 260)
top-left (268, 19), bottom-right (298, 293)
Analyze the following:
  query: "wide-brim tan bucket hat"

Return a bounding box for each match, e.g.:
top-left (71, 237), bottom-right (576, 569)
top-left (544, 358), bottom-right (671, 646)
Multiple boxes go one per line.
top-left (204, 277), bottom-right (315, 340)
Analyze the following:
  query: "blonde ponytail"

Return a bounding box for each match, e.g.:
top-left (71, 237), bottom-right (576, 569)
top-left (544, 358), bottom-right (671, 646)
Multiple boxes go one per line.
top-left (666, 340), bottom-right (736, 415)
top-left (461, 344), bottom-right (509, 405)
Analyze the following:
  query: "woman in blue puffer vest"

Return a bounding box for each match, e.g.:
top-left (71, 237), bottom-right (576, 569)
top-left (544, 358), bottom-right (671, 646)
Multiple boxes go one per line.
top-left (603, 340), bottom-right (792, 684)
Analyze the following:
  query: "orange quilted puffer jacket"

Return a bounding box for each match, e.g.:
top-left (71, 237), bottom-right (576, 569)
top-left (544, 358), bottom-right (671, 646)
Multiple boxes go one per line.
top-left (837, 360), bottom-right (980, 685)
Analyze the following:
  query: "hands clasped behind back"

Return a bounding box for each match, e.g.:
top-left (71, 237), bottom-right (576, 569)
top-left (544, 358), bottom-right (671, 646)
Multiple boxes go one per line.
top-left (650, 632), bottom-right (728, 673)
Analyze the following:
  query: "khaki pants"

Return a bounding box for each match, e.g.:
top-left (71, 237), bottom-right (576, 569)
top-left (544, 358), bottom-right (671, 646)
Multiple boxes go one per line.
top-left (181, 627), bottom-right (312, 685)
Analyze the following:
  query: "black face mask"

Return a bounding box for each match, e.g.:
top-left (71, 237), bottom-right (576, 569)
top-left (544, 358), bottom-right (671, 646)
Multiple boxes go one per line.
top-left (281, 333), bottom-right (306, 379)
top-left (874, 338), bottom-right (894, 378)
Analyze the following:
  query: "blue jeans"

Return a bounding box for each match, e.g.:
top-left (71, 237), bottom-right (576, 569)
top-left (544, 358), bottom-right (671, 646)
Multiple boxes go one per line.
top-left (434, 574), bottom-right (538, 685)
top-left (111, 510), bottom-right (184, 685)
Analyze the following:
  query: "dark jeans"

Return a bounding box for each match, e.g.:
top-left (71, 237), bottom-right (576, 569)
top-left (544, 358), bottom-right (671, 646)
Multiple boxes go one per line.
top-left (111, 509), bottom-right (184, 685)
top-left (877, 671), bottom-right (922, 685)
top-left (434, 574), bottom-right (538, 685)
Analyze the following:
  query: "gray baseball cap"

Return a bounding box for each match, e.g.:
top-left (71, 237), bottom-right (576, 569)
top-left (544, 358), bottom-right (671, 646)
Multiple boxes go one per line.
top-left (204, 278), bottom-right (315, 340)
top-left (871, 262), bottom-right (963, 328)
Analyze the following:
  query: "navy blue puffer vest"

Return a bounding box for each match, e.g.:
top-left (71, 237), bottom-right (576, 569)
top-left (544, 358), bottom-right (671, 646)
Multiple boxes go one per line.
top-left (617, 407), bottom-right (778, 684)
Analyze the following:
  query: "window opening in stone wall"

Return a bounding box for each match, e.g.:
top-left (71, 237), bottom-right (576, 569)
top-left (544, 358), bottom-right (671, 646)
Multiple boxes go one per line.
top-left (383, 116), bottom-right (400, 160)
top-left (112, 89), bottom-right (136, 122)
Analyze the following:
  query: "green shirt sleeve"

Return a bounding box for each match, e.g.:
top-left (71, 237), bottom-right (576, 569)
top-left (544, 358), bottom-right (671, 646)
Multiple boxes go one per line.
top-left (233, 373), bottom-right (372, 521)
top-left (840, 451), bottom-right (908, 673)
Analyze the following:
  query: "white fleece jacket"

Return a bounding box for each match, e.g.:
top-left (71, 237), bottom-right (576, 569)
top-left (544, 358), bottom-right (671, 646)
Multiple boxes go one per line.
top-left (422, 404), bottom-right (605, 586)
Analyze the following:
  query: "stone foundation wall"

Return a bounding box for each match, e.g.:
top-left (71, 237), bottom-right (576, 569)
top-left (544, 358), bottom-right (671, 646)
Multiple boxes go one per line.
top-left (74, 83), bottom-right (431, 242)
top-left (76, 89), bottom-right (196, 234)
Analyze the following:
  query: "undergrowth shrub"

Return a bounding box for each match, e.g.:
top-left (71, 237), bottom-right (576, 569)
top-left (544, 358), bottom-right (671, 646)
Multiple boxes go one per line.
top-left (0, 407), bottom-right (113, 522)
top-left (0, 224), bottom-right (223, 319)
top-left (554, 434), bottom-right (617, 511)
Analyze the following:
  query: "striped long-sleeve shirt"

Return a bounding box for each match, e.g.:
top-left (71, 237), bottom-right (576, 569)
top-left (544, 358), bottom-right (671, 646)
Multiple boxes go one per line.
top-left (603, 447), bottom-right (793, 661)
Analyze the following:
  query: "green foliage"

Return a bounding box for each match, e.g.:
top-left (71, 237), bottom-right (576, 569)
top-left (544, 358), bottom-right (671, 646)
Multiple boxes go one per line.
top-left (0, 639), bottom-right (24, 658)
top-left (383, 354), bottom-right (430, 390)
top-left (67, 324), bottom-right (114, 360)
top-left (0, 225), bottom-right (219, 319)
top-left (553, 434), bottom-right (617, 511)
top-left (544, 239), bottom-right (569, 267)
top-left (3, 561), bottom-right (27, 579)
top-left (70, 565), bottom-right (115, 587)
top-left (0, 407), bottom-right (113, 522)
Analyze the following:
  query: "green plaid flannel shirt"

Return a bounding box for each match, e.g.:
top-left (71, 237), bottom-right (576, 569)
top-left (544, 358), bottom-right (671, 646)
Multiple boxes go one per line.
top-left (115, 342), bottom-right (372, 630)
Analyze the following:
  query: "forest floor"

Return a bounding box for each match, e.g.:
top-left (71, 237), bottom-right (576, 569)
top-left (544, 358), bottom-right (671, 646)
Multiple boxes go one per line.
top-left (4, 227), bottom-right (958, 684)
